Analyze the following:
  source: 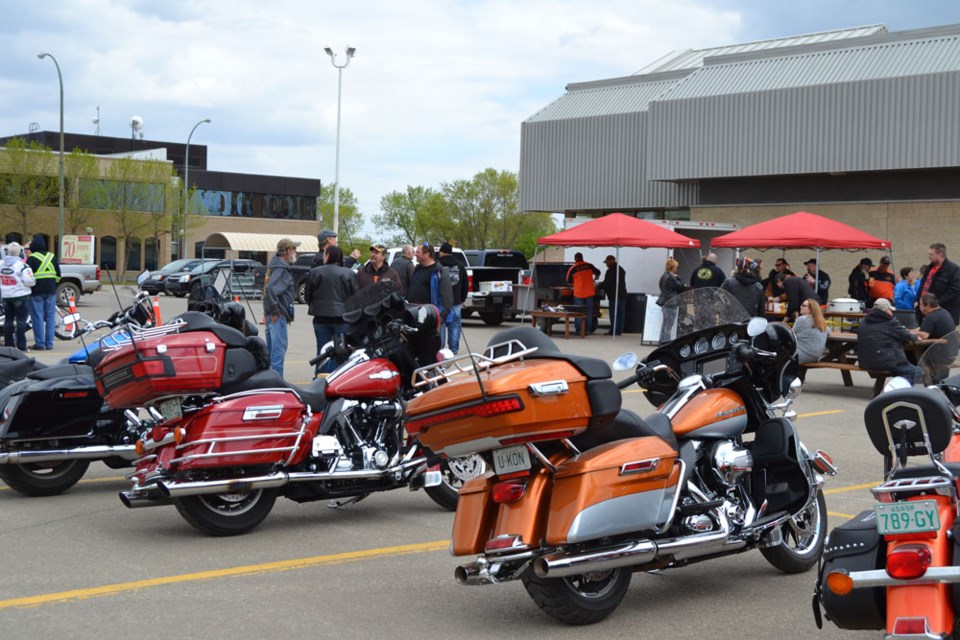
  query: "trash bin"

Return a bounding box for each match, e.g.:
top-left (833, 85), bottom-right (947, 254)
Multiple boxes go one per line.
top-left (624, 293), bottom-right (646, 334)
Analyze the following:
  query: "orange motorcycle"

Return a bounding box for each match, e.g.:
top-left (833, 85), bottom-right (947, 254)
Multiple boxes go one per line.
top-left (816, 330), bottom-right (960, 638)
top-left (406, 288), bottom-right (836, 624)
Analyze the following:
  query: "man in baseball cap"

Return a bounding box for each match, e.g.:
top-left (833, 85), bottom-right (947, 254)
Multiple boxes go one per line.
top-left (357, 243), bottom-right (402, 294)
top-left (868, 255), bottom-right (896, 306)
top-left (264, 238), bottom-right (299, 376)
top-left (802, 258), bottom-right (831, 305)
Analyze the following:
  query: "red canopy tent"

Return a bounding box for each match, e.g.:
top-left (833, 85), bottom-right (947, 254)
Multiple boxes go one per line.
top-left (535, 213), bottom-right (700, 337)
top-left (710, 211), bottom-right (890, 250)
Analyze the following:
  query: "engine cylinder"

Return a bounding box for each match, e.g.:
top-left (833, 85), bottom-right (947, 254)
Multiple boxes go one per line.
top-left (711, 440), bottom-right (753, 486)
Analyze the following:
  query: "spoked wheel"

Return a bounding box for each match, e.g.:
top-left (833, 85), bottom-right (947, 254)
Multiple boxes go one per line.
top-left (55, 306), bottom-right (90, 340)
top-left (0, 460), bottom-right (90, 496)
top-left (172, 488), bottom-right (278, 536)
top-left (522, 567), bottom-right (632, 625)
top-left (760, 490), bottom-right (827, 573)
top-left (423, 454), bottom-right (486, 511)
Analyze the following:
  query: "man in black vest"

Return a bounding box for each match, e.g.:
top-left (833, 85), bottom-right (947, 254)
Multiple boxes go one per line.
top-left (26, 234), bottom-right (61, 351)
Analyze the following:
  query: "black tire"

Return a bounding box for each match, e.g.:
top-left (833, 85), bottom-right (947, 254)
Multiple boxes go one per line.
top-left (0, 460), bottom-right (90, 496)
top-left (760, 490), bottom-right (827, 574)
top-left (479, 311), bottom-right (504, 326)
top-left (174, 291), bottom-right (187, 298)
top-left (296, 279), bottom-right (307, 304)
top-left (56, 282), bottom-right (82, 308)
top-left (172, 488), bottom-right (278, 536)
top-left (522, 567), bottom-right (632, 625)
top-left (423, 454), bottom-right (486, 511)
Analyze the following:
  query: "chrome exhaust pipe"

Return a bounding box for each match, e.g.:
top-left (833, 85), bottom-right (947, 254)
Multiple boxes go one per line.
top-left (534, 511), bottom-right (744, 579)
top-left (0, 444), bottom-right (138, 465)
top-left (454, 563), bottom-right (485, 586)
top-left (155, 457), bottom-right (429, 498)
top-left (119, 490), bottom-right (172, 509)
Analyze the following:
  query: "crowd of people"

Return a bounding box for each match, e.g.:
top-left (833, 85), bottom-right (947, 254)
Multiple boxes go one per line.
top-left (0, 234), bottom-right (62, 352)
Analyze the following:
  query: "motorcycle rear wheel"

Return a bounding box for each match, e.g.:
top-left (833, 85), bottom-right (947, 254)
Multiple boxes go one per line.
top-left (0, 460), bottom-right (90, 496)
top-left (760, 490), bottom-right (827, 574)
top-left (423, 454), bottom-right (486, 511)
top-left (173, 488), bottom-right (279, 536)
top-left (522, 568), bottom-right (631, 625)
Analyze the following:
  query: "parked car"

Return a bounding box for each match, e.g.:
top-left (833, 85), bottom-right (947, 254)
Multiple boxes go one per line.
top-left (164, 259), bottom-right (266, 299)
top-left (140, 258), bottom-right (214, 295)
top-left (460, 249), bottom-right (528, 325)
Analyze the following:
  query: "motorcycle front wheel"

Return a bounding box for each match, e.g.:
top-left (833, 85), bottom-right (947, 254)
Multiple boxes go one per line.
top-left (522, 568), bottom-right (632, 625)
top-left (173, 488), bottom-right (278, 536)
top-left (423, 454), bottom-right (486, 511)
top-left (760, 490), bottom-right (827, 573)
top-left (0, 460), bottom-right (90, 496)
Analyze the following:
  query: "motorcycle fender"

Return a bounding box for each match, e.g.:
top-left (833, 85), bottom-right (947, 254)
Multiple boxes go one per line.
top-left (886, 498), bottom-right (956, 636)
top-left (450, 472), bottom-right (497, 556)
top-left (491, 468), bottom-right (553, 549)
top-left (546, 436), bottom-right (679, 545)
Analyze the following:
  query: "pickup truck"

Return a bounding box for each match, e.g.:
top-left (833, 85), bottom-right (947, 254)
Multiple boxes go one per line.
top-left (0, 243), bottom-right (101, 306)
top-left (461, 249), bottom-right (529, 326)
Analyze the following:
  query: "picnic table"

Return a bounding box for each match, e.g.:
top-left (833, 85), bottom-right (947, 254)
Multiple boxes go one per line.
top-left (801, 331), bottom-right (942, 395)
top-left (529, 309), bottom-right (587, 339)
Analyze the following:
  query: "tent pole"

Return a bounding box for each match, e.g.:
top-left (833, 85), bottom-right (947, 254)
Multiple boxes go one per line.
top-left (529, 245), bottom-right (541, 325)
top-left (612, 247), bottom-right (621, 340)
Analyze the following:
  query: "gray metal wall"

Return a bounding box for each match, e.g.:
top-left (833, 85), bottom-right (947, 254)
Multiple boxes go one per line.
top-left (519, 112), bottom-right (697, 212)
top-left (646, 71), bottom-right (960, 180)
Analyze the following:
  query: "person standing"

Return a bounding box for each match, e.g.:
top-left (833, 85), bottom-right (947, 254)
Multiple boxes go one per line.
top-left (720, 256), bottom-right (765, 317)
top-left (25, 234), bottom-right (60, 351)
top-left (566, 252), bottom-right (600, 335)
top-left (847, 257), bottom-right (873, 307)
top-left (356, 244), bottom-right (403, 294)
top-left (313, 228), bottom-right (361, 268)
top-left (867, 256), bottom-right (897, 306)
top-left (793, 298), bottom-right (829, 364)
top-left (916, 243), bottom-right (960, 324)
top-left (894, 266), bottom-right (918, 311)
top-left (1, 242), bottom-right (35, 351)
top-left (438, 243), bottom-right (468, 353)
top-left (857, 297), bottom-right (918, 381)
top-left (763, 258), bottom-right (795, 301)
top-left (391, 244), bottom-right (415, 296)
top-left (802, 258), bottom-right (831, 306)
top-left (690, 252), bottom-right (726, 289)
top-left (601, 255), bottom-right (627, 335)
top-left (657, 258), bottom-right (685, 343)
top-left (407, 242), bottom-right (453, 321)
top-left (775, 272), bottom-right (816, 321)
top-left (263, 238), bottom-right (299, 377)
top-left (305, 245), bottom-right (360, 375)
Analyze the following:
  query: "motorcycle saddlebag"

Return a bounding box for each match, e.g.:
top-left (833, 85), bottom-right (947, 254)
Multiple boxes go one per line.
top-left (545, 436), bottom-right (680, 545)
top-left (818, 510), bottom-right (886, 630)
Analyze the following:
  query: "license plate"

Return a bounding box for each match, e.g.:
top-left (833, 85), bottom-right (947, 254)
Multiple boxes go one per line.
top-left (493, 445), bottom-right (531, 476)
top-left (874, 500), bottom-right (940, 535)
top-left (158, 398), bottom-right (182, 423)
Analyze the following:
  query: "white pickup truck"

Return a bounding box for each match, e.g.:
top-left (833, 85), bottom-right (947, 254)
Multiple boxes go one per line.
top-left (0, 244), bottom-right (101, 306)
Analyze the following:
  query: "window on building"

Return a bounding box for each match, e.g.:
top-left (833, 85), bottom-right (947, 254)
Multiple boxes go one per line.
top-left (144, 237), bottom-right (159, 271)
top-left (100, 236), bottom-right (117, 270)
top-left (126, 238), bottom-right (142, 272)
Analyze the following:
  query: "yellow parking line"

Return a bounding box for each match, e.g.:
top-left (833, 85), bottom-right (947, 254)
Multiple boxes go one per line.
top-left (824, 482), bottom-right (879, 495)
top-left (828, 511), bottom-right (855, 520)
top-left (0, 539), bottom-right (449, 610)
top-left (797, 410), bottom-right (844, 418)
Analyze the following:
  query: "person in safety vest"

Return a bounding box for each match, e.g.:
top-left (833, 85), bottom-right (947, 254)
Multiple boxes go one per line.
top-left (25, 234), bottom-right (61, 351)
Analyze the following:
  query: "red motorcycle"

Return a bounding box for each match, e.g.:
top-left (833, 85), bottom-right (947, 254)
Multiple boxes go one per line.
top-left (108, 282), bottom-right (475, 535)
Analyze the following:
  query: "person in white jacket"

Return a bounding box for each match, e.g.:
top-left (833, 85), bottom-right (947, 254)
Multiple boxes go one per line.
top-left (1, 242), bottom-right (35, 350)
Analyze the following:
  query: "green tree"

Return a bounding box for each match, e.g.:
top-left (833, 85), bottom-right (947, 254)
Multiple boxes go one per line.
top-left (0, 138), bottom-right (57, 240)
top-left (374, 186), bottom-right (448, 245)
top-left (64, 148), bottom-right (100, 234)
top-left (317, 183), bottom-right (368, 254)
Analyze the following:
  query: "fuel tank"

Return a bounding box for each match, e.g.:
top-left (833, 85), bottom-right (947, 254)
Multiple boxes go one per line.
top-left (670, 388), bottom-right (748, 439)
top-left (325, 358), bottom-right (401, 400)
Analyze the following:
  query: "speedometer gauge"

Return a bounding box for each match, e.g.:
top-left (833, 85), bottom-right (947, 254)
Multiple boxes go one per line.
top-left (729, 332), bottom-right (739, 345)
top-left (694, 338), bottom-right (708, 355)
top-left (679, 345), bottom-right (691, 358)
top-left (711, 333), bottom-right (726, 350)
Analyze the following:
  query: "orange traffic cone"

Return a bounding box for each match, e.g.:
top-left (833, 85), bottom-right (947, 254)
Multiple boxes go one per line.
top-left (151, 296), bottom-right (163, 326)
top-left (65, 295), bottom-right (77, 334)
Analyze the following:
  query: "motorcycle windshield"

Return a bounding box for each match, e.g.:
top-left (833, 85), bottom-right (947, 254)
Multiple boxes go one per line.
top-left (914, 328), bottom-right (960, 387)
top-left (658, 287), bottom-right (752, 343)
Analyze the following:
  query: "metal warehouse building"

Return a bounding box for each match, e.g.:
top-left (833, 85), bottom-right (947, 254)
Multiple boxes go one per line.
top-left (520, 23), bottom-right (960, 276)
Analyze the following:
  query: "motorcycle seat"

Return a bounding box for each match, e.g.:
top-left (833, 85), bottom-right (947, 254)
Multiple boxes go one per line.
top-left (220, 368), bottom-right (328, 413)
top-left (173, 311), bottom-right (248, 348)
top-left (570, 408), bottom-right (678, 452)
top-left (27, 363), bottom-right (94, 381)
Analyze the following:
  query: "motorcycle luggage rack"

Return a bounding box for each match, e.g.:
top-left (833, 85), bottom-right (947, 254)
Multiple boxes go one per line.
top-left (871, 475), bottom-right (955, 499)
top-left (412, 339), bottom-right (538, 388)
top-left (100, 319), bottom-right (188, 352)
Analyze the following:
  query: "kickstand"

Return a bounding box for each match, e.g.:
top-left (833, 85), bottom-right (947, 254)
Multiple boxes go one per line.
top-left (327, 494), bottom-right (369, 509)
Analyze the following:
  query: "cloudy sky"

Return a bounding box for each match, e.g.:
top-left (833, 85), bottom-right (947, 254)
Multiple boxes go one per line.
top-left (3, 0), bottom-right (959, 230)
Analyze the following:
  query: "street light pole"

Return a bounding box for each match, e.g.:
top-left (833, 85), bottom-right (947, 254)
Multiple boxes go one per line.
top-left (324, 46), bottom-right (355, 236)
top-left (182, 118), bottom-right (211, 259)
top-left (37, 52), bottom-right (64, 254)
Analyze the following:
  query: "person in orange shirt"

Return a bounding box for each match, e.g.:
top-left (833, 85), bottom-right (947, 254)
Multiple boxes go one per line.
top-left (566, 252), bottom-right (601, 335)
top-left (867, 255), bottom-right (897, 307)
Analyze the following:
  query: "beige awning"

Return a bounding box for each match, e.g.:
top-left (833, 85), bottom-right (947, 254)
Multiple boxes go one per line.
top-left (203, 232), bottom-right (319, 254)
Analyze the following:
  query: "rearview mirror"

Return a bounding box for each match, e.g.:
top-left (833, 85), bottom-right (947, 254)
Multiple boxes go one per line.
top-left (747, 317), bottom-right (768, 337)
top-left (613, 352), bottom-right (638, 371)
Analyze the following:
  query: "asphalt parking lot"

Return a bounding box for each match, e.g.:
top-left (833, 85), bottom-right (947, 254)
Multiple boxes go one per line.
top-left (2, 289), bottom-right (884, 638)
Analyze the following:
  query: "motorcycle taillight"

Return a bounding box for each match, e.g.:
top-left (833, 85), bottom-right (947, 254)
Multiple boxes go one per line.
top-left (492, 479), bottom-right (527, 504)
top-left (892, 617), bottom-right (930, 635)
top-left (886, 543), bottom-right (932, 580)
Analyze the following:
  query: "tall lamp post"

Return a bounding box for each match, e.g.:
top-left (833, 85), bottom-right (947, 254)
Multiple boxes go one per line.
top-left (323, 46), bottom-right (355, 236)
top-left (37, 52), bottom-right (64, 254)
top-left (182, 118), bottom-right (211, 259)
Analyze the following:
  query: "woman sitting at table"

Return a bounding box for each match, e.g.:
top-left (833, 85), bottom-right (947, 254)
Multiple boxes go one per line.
top-left (793, 298), bottom-right (829, 363)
